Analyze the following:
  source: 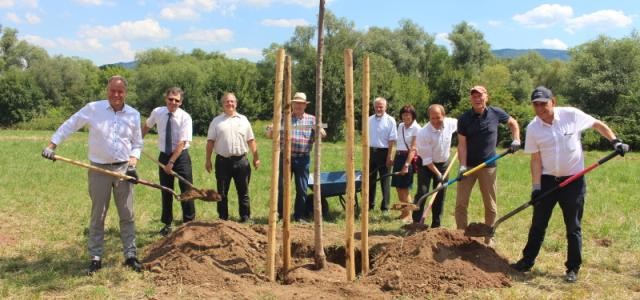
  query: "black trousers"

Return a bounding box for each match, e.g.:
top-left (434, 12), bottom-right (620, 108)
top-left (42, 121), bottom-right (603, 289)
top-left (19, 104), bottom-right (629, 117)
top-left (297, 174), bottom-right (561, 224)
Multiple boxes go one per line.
top-left (412, 158), bottom-right (449, 226)
top-left (159, 150), bottom-right (195, 225)
top-left (369, 147), bottom-right (391, 211)
top-left (215, 154), bottom-right (251, 220)
top-left (520, 175), bottom-right (586, 272)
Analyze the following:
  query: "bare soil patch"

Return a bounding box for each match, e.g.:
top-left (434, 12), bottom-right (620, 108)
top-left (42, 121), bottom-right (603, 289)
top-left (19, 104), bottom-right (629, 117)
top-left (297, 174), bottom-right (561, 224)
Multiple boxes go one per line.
top-left (142, 221), bottom-right (514, 298)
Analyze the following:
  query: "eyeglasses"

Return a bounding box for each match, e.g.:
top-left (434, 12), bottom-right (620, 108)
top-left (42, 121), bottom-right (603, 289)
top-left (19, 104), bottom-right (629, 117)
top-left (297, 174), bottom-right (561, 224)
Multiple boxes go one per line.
top-left (167, 97), bottom-right (181, 103)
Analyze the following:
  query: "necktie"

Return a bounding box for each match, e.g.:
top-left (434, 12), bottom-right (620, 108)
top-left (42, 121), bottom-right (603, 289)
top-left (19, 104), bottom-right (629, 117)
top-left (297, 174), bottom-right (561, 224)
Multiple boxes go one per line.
top-left (165, 112), bottom-right (173, 154)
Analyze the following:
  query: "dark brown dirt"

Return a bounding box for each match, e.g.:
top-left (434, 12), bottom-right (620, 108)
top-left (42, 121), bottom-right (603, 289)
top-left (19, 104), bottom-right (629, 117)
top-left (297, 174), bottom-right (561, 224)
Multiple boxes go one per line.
top-left (595, 238), bottom-right (613, 247)
top-left (142, 221), bottom-right (514, 298)
top-left (464, 222), bottom-right (493, 237)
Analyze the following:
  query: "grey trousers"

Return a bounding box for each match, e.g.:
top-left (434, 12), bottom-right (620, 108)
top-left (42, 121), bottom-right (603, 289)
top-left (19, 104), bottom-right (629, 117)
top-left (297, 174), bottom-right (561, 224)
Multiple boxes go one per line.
top-left (88, 162), bottom-right (137, 259)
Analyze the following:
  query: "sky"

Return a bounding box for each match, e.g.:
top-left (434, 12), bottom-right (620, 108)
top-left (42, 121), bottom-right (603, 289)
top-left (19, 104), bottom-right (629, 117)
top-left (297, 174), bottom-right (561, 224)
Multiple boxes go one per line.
top-left (1, 0), bottom-right (638, 66)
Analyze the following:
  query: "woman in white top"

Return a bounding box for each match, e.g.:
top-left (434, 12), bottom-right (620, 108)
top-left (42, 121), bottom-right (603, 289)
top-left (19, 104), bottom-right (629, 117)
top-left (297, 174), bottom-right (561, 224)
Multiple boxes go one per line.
top-left (391, 104), bottom-right (421, 223)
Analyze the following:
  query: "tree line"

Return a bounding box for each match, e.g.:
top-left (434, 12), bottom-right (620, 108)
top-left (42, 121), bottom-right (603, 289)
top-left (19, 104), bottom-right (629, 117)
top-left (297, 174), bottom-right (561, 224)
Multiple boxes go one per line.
top-left (1, 12), bottom-right (639, 149)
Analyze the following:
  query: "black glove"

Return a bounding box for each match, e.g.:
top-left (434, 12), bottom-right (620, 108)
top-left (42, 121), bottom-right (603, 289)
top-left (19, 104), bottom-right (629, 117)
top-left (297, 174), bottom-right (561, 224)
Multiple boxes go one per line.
top-left (611, 139), bottom-right (630, 156)
top-left (510, 139), bottom-right (521, 153)
top-left (530, 188), bottom-right (543, 203)
top-left (41, 147), bottom-right (56, 161)
top-left (125, 166), bottom-right (139, 184)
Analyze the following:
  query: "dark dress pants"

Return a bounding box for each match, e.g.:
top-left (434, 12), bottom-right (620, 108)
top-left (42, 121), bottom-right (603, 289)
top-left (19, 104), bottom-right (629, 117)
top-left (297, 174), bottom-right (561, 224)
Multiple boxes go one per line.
top-left (159, 150), bottom-right (195, 225)
top-left (215, 154), bottom-right (251, 220)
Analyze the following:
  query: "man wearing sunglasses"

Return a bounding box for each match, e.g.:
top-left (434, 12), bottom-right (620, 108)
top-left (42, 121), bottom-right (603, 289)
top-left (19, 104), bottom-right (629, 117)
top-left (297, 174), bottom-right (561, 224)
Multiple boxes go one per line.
top-left (143, 87), bottom-right (195, 236)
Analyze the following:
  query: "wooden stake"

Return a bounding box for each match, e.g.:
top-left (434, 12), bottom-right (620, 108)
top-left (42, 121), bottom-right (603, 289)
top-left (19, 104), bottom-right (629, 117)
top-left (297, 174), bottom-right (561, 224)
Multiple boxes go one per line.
top-left (282, 55), bottom-right (293, 277)
top-left (267, 48), bottom-right (285, 282)
top-left (313, 0), bottom-right (327, 269)
top-left (343, 48), bottom-right (356, 281)
top-left (360, 55), bottom-right (370, 275)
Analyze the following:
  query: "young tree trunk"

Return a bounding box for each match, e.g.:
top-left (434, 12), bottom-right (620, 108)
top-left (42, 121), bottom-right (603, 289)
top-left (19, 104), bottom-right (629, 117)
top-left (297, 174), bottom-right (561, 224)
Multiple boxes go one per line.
top-left (313, 0), bottom-right (327, 269)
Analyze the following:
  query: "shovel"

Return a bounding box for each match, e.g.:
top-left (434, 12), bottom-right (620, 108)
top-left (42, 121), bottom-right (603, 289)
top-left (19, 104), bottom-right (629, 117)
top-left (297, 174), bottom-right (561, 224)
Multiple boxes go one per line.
top-left (141, 151), bottom-right (221, 202)
top-left (52, 154), bottom-right (182, 200)
top-left (394, 148), bottom-right (517, 211)
top-left (465, 149), bottom-right (624, 238)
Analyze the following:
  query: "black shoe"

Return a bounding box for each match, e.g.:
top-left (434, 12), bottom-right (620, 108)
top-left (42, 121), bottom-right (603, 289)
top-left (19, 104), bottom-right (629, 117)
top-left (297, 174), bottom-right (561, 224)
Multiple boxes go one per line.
top-left (294, 218), bottom-right (309, 224)
top-left (87, 259), bottom-right (102, 276)
top-left (240, 216), bottom-right (253, 224)
top-left (124, 257), bottom-right (142, 273)
top-left (510, 260), bottom-right (533, 272)
top-left (159, 225), bottom-right (172, 236)
top-left (565, 269), bottom-right (578, 283)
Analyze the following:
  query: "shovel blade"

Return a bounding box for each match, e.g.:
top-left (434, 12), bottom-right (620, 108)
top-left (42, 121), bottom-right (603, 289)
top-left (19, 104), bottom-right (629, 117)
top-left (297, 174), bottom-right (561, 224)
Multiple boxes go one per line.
top-left (179, 189), bottom-right (222, 202)
top-left (463, 222), bottom-right (494, 237)
top-left (391, 203), bottom-right (419, 211)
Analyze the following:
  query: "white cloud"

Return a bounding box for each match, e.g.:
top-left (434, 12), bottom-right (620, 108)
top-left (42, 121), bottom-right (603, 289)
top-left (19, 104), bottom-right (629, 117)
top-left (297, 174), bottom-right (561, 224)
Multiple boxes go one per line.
top-left (75, 0), bottom-right (105, 4)
top-left (79, 18), bottom-right (170, 41)
top-left (22, 0), bottom-right (37, 8)
top-left (25, 13), bottom-right (40, 24)
top-left (179, 28), bottom-right (233, 43)
top-left (436, 32), bottom-right (450, 43)
top-left (566, 10), bottom-right (632, 33)
top-left (5, 12), bottom-right (20, 23)
top-left (110, 40), bottom-right (136, 61)
top-left (56, 37), bottom-right (103, 52)
top-left (513, 4), bottom-right (573, 29)
top-left (160, 0), bottom-right (218, 20)
top-left (0, 0), bottom-right (14, 8)
top-left (542, 38), bottom-right (568, 50)
top-left (225, 47), bottom-right (262, 59)
top-left (23, 34), bottom-right (56, 48)
top-left (282, 0), bottom-right (327, 8)
top-left (243, 0), bottom-right (271, 6)
top-left (487, 20), bottom-right (502, 27)
top-left (261, 18), bottom-right (309, 27)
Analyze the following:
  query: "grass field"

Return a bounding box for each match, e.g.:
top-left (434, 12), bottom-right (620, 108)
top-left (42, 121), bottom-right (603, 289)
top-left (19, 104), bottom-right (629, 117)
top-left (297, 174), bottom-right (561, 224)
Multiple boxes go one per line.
top-left (0, 127), bottom-right (638, 299)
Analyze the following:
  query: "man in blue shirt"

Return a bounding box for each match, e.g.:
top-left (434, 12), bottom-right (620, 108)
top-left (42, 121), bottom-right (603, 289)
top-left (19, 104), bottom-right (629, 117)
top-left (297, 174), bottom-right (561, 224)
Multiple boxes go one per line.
top-left (455, 85), bottom-right (520, 245)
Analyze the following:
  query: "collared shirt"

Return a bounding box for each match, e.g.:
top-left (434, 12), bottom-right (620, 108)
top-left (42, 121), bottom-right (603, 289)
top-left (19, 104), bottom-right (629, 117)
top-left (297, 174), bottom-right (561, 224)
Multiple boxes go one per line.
top-left (51, 100), bottom-right (142, 163)
top-left (368, 113), bottom-right (397, 148)
top-left (458, 106), bottom-right (510, 167)
top-left (146, 106), bottom-right (192, 152)
top-left (524, 107), bottom-right (595, 177)
top-left (207, 112), bottom-right (255, 157)
top-left (396, 120), bottom-right (421, 151)
top-left (416, 117), bottom-right (458, 165)
top-left (279, 113), bottom-right (316, 156)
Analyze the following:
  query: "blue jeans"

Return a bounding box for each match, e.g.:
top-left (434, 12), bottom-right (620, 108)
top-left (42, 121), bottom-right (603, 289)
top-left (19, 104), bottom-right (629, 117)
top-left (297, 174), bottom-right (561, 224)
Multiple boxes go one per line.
top-left (520, 175), bottom-right (586, 271)
top-left (278, 154), bottom-right (311, 220)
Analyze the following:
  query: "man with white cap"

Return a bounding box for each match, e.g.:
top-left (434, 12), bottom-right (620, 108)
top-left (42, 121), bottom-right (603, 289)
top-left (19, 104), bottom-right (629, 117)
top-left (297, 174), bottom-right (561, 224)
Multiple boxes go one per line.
top-left (511, 86), bottom-right (629, 283)
top-left (267, 92), bottom-right (326, 221)
top-left (456, 85), bottom-right (520, 245)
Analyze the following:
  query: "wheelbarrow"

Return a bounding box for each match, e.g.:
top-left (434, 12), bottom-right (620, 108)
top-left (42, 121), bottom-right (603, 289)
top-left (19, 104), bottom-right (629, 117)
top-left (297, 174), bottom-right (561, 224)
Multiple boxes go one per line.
top-left (306, 170), bottom-right (362, 218)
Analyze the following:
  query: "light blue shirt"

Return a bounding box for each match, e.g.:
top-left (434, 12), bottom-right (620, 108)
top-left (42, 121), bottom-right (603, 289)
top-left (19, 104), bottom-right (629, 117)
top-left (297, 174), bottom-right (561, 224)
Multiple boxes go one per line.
top-left (368, 113), bottom-right (397, 148)
top-left (51, 100), bottom-right (142, 163)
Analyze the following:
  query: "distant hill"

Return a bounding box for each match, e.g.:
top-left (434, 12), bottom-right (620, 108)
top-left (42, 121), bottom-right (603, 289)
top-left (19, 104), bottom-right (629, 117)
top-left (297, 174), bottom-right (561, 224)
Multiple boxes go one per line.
top-left (492, 49), bottom-right (570, 61)
top-left (99, 61), bottom-right (137, 70)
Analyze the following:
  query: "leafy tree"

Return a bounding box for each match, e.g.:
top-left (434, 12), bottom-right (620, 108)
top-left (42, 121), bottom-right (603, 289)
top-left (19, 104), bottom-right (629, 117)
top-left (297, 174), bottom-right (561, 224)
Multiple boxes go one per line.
top-left (449, 22), bottom-right (493, 74)
top-left (0, 68), bottom-right (45, 126)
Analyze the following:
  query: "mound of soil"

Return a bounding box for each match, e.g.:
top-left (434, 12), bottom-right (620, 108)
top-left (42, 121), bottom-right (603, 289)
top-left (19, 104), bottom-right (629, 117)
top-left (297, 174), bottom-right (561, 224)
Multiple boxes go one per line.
top-left (142, 221), bottom-right (513, 298)
top-left (364, 228), bottom-right (513, 296)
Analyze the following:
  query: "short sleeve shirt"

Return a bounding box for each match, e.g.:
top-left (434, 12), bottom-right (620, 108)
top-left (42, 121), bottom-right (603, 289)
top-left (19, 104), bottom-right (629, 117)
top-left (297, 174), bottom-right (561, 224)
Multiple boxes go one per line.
top-left (396, 121), bottom-right (421, 151)
top-left (206, 112), bottom-right (255, 157)
top-left (457, 106), bottom-right (510, 167)
top-left (368, 113), bottom-right (397, 148)
top-left (524, 107), bottom-right (596, 176)
top-left (145, 106), bottom-right (192, 152)
top-left (416, 117), bottom-right (458, 165)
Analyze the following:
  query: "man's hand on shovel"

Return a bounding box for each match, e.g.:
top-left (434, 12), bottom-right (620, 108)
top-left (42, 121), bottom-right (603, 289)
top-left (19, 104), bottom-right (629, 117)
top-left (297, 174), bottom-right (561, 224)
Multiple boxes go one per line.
top-left (42, 146), bottom-right (56, 161)
top-left (125, 166), bottom-right (139, 184)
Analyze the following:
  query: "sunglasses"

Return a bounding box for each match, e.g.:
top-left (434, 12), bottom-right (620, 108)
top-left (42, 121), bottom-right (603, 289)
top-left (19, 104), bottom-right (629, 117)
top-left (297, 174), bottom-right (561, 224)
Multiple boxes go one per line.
top-left (167, 97), bottom-right (181, 103)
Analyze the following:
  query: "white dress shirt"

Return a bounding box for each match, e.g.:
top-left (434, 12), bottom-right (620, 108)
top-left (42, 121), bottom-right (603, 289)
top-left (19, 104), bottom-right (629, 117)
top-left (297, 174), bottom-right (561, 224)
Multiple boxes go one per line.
top-left (368, 113), bottom-right (397, 148)
top-left (396, 120), bottom-right (421, 151)
top-left (524, 107), bottom-right (596, 176)
top-left (416, 117), bottom-right (457, 165)
top-left (51, 100), bottom-right (142, 163)
top-left (207, 112), bottom-right (255, 157)
top-left (145, 106), bottom-right (192, 152)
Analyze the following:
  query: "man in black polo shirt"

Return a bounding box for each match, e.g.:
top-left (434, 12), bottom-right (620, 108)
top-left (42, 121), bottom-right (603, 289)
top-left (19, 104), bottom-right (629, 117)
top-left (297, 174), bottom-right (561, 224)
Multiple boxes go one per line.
top-left (455, 85), bottom-right (520, 245)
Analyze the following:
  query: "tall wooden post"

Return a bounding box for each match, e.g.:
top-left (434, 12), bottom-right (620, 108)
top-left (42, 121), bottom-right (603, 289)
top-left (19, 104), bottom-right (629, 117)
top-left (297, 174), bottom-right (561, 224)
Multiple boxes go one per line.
top-left (343, 48), bottom-right (356, 281)
top-left (313, 0), bottom-right (327, 269)
top-left (282, 55), bottom-right (293, 277)
top-left (360, 55), bottom-right (370, 275)
top-left (267, 48), bottom-right (285, 282)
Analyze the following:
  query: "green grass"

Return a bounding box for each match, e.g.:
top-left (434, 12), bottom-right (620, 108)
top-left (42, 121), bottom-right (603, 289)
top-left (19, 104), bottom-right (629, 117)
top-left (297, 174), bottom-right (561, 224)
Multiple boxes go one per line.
top-left (1, 128), bottom-right (639, 299)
